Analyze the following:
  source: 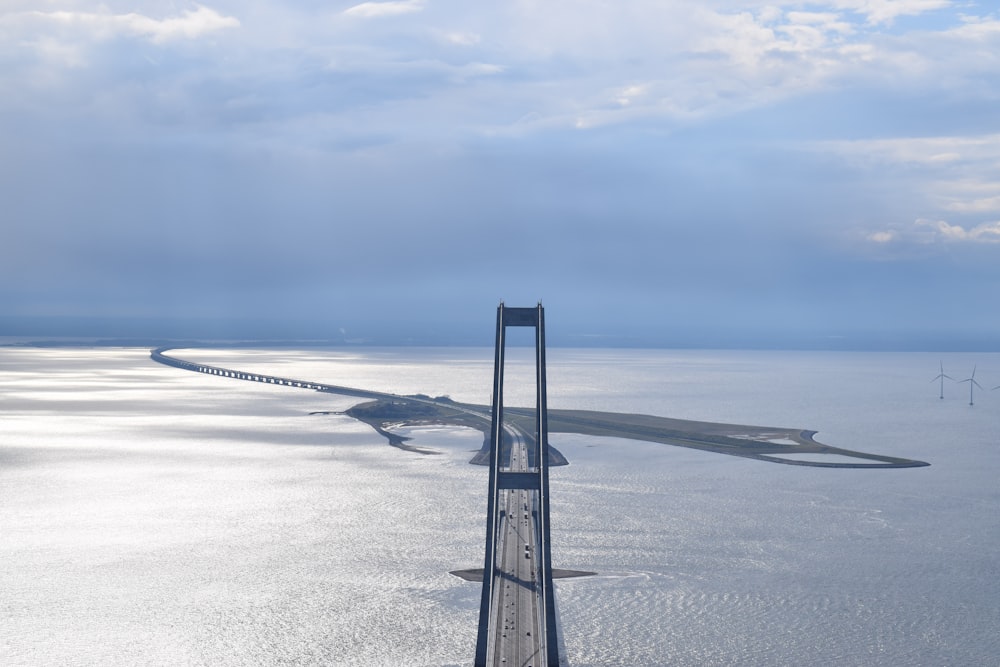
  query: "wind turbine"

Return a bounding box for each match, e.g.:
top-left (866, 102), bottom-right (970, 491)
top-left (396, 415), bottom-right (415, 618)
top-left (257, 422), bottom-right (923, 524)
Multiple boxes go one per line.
top-left (959, 366), bottom-right (983, 406)
top-left (931, 361), bottom-right (954, 399)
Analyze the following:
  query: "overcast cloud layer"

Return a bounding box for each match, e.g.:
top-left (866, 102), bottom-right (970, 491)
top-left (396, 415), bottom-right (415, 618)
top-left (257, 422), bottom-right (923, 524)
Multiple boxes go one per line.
top-left (2, 1), bottom-right (999, 348)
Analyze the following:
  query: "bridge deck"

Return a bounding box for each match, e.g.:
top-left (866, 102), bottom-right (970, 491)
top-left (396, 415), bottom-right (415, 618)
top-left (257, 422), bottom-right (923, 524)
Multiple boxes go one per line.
top-left (487, 432), bottom-right (545, 665)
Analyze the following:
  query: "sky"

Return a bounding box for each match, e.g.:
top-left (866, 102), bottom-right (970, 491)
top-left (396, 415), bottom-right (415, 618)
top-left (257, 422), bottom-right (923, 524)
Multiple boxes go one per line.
top-left (2, 1), bottom-right (999, 349)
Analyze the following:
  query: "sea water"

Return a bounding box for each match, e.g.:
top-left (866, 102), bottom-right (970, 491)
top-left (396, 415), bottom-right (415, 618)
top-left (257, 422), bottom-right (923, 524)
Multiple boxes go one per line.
top-left (1, 347), bottom-right (998, 666)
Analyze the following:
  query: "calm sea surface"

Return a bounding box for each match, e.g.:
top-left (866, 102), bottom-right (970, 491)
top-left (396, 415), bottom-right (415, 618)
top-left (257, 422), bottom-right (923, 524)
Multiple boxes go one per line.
top-left (2, 347), bottom-right (998, 666)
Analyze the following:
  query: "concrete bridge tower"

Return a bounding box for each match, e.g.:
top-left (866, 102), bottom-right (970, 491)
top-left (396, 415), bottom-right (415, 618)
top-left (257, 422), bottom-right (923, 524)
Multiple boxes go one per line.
top-left (474, 302), bottom-right (560, 667)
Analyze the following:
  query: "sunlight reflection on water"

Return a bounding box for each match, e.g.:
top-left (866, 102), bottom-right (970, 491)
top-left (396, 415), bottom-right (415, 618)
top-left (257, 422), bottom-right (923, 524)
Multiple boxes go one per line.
top-left (2, 347), bottom-right (998, 666)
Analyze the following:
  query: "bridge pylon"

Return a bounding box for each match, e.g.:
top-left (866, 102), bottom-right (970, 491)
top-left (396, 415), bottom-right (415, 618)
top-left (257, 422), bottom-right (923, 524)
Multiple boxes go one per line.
top-left (474, 302), bottom-right (560, 667)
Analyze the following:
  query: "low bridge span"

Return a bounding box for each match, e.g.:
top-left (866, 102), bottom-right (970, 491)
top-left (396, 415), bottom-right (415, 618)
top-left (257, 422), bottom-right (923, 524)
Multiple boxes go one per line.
top-left (150, 347), bottom-right (387, 401)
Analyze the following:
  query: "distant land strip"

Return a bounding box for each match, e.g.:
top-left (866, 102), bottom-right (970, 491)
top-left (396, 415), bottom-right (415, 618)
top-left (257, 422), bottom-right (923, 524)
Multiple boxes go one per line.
top-left (150, 348), bottom-right (929, 469)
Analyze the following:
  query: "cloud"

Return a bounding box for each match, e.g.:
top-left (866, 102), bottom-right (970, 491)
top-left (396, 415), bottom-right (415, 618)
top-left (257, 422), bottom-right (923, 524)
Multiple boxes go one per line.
top-left (20, 6), bottom-right (240, 45)
top-left (23, 35), bottom-right (87, 68)
top-left (948, 14), bottom-right (1000, 40)
top-left (829, 0), bottom-right (952, 26)
top-left (614, 84), bottom-right (649, 107)
top-left (817, 134), bottom-right (1000, 167)
top-left (2, 1), bottom-right (986, 138)
top-left (545, 2), bottom-right (967, 131)
top-left (868, 230), bottom-right (898, 243)
top-left (816, 133), bottom-right (1000, 245)
top-left (916, 219), bottom-right (1000, 243)
top-left (441, 31), bottom-right (481, 46)
top-left (863, 218), bottom-right (1000, 248)
top-left (945, 194), bottom-right (1000, 214)
top-left (343, 1), bottom-right (424, 19)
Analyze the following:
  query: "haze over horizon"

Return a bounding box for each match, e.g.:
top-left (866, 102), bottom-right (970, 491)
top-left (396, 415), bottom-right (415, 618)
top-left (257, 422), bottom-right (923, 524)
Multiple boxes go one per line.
top-left (3, 1), bottom-right (999, 350)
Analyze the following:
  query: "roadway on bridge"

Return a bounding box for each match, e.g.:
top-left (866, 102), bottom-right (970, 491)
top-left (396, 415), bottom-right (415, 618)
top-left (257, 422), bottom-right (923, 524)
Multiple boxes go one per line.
top-left (487, 428), bottom-right (545, 666)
